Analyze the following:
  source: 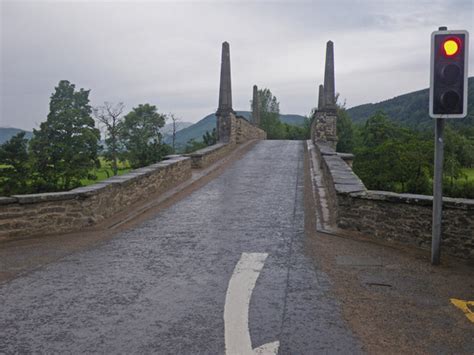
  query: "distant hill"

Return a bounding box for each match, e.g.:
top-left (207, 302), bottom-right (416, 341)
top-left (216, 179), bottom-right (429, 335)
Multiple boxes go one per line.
top-left (160, 121), bottom-right (193, 136)
top-left (164, 111), bottom-right (306, 149)
top-left (346, 77), bottom-right (474, 129)
top-left (0, 128), bottom-right (33, 145)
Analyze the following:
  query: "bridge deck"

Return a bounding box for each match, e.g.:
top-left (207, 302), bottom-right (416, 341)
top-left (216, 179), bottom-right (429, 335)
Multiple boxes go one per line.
top-left (0, 141), bottom-right (361, 354)
top-left (0, 140), bottom-right (472, 353)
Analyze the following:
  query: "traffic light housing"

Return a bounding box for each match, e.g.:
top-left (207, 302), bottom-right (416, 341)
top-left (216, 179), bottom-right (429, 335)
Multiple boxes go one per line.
top-left (430, 30), bottom-right (469, 118)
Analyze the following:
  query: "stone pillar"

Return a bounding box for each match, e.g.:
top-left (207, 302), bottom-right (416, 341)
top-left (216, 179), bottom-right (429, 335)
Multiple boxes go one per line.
top-left (216, 41), bottom-right (234, 143)
top-left (311, 41), bottom-right (338, 150)
top-left (323, 41), bottom-right (335, 110)
top-left (317, 84), bottom-right (324, 110)
top-left (252, 85), bottom-right (260, 126)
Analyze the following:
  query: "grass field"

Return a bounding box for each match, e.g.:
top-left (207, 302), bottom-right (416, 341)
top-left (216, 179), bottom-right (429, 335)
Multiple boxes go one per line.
top-left (80, 158), bottom-right (131, 186)
top-left (462, 168), bottom-right (474, 181)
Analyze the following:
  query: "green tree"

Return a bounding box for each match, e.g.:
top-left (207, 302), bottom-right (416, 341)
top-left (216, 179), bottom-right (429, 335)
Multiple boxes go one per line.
top-left (0, 132), bottom-right (31, 195)
top-left (251, 88), bottom-right (285, 139)
top-left (118, 104), bottom-right (170, 168)
top-left (93, 102), bottom-right (125, 176)
top-left (203, 128), bottom-right (217, 146)
top-left (402, 138), bottom-right (433, 194)
top-left (361, 111), bottom-right (398, 148)
top-left (336, 108), bottom-right (354, 153)
top-left (283, 122), bottom-right (309, 140)
top-left (184, 139), bottom-right (207, 153)
top-left (353, 112), bottom-right (433, 194)
top-left (30, 80), bottom-right (100, 191)
top-left (443, 127), bottom-right (468, 187)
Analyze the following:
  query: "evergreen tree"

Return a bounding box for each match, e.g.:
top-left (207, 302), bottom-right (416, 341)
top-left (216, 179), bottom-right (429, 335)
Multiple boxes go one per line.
top-left (30, 80), bottom-right (100, 191)
top-left (0, 132), bottom-right (30, 195)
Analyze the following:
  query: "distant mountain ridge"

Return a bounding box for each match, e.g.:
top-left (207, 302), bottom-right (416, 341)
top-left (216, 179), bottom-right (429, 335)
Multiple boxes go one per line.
top-left (346, 77), bottom-right (474, 129)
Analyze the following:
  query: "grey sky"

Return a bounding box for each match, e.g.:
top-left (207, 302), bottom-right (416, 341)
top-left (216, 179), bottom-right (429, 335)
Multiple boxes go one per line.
top-left (1, 0), bottom-right (473, 131)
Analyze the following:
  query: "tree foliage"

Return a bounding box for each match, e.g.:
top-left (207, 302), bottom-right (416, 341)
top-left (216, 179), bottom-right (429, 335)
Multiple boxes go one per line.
top-left (29, 80), bottom-right (100, 191)
top-left (352, 112), bottom-right (433, 194)
top-left (118, 104), bottom-right (170, 168)
top-left (351, 111), bottom-right (474, 198)
top-left (93, 102), bottom-right (125, 176)
top-left (251, 88), bottom-right (309, 140)
top-left (203, 128), bottom-right (217, 146)
top-left (336, 107), bottom-right (354, 153)
top-left (0, 132), bottom-right (31, 195)
top-left (257, 88), bottom-right (283, 139)
top-left (184, 129), bottom-right (217, 153)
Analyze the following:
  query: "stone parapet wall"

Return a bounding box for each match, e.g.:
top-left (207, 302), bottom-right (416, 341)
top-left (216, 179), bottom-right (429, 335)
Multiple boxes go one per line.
top-left (186, 143), bottom-right (234, 169)
top-left (232, 114), bottom-right (266, 143)
top-left (310, 141), bottom-right (474, 260)
top-left (189, 113), bottom-right (265, 169)
top-left (0, 112), bottom-right (266, 241)
top-left (0, 156), bottom-right (192, 240)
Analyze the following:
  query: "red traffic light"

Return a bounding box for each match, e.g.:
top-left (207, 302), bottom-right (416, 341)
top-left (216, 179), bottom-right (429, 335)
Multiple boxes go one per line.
top-left (430, 29), bottom-right (469, 118)
top-left (442, 37), bottom-right (461, 57)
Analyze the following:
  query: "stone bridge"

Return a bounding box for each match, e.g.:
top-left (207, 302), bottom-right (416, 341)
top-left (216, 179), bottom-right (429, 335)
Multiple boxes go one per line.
top-left (0, 41), bottom-right (473, 354)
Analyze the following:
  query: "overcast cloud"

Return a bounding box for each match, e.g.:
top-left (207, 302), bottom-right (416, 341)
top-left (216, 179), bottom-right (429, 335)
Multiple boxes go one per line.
top-left (1, 0), bottom-right (473, 130)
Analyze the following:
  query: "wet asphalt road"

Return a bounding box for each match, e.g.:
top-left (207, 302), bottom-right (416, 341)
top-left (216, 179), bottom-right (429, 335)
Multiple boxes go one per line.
top-left (0, 140), bottom-right (362, 354)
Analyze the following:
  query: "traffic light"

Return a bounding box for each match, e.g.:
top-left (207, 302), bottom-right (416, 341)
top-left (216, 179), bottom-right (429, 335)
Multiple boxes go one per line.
top-left (430, 29), bottom-right (469, 118)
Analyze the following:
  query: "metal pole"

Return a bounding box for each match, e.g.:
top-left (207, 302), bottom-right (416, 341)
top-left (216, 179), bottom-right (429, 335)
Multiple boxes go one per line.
top-left (431, 117), bottom-right (444, 265)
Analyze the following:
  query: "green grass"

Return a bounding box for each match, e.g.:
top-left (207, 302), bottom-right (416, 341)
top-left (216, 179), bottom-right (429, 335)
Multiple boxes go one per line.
top-left (80, 158), bottom-right (131, 186)
top-left (461, 168), bottom-right (474, 181)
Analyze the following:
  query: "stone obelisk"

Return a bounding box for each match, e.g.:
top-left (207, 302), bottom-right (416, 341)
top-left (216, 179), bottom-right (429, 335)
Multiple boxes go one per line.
top-left (252, 85), bottom-right (260, 126)
top-left (216, 42), bottom-right (234, 142)
top-left (317, 84), bottom-right (324, 110)
top-left (323, 40), bottom-right (335, 110)
top-left (312, 40), bottom-right (338, 150)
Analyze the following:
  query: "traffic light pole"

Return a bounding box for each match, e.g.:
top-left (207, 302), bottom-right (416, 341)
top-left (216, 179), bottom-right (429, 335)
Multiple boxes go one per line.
top-left (431, 117), bottom-right (444, 265)
top-left (429, 26), bottom-right (469, 265)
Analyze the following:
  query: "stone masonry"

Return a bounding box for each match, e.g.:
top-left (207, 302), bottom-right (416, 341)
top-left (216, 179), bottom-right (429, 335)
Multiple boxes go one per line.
top-left (252, 85), bottom-right (260, 127)
top-left (318, 84), bottom-right (324, 110)
top-left (310, 140), bottom-right (474, 261)
top-left (323, 41), bottom-right (336, 110)
top-left (0, 156), bottom-right (192, 240)
top-left (311, 41), bottom-right (338, 150)
top-left (215, 41), bottom-right (265, 145)
top-left (216, 41), bottom-right (235, 143)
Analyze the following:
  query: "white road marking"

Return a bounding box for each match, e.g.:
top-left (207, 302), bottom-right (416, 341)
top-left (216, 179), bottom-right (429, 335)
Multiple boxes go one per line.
top-left (224, 253), bottom-right (280, 355)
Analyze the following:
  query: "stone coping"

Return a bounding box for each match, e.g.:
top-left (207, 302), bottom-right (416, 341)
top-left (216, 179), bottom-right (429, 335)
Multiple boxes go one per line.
top-left (337, 152), bottom-right (354, 161)
top-left (352, 190), bottom-right (474, 209)
top-left (185, 143), bottom-right (228, 158)
top-left (321, 153), bottom-right (365, 194)
top-left (2, 155), bottom-right (190, 205)
top-left (315, 141), bottom-right (474, 209)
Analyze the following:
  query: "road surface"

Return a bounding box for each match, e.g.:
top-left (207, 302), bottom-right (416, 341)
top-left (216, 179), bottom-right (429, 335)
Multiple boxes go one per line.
top-left (0, 141), bottom-right (362, 354)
